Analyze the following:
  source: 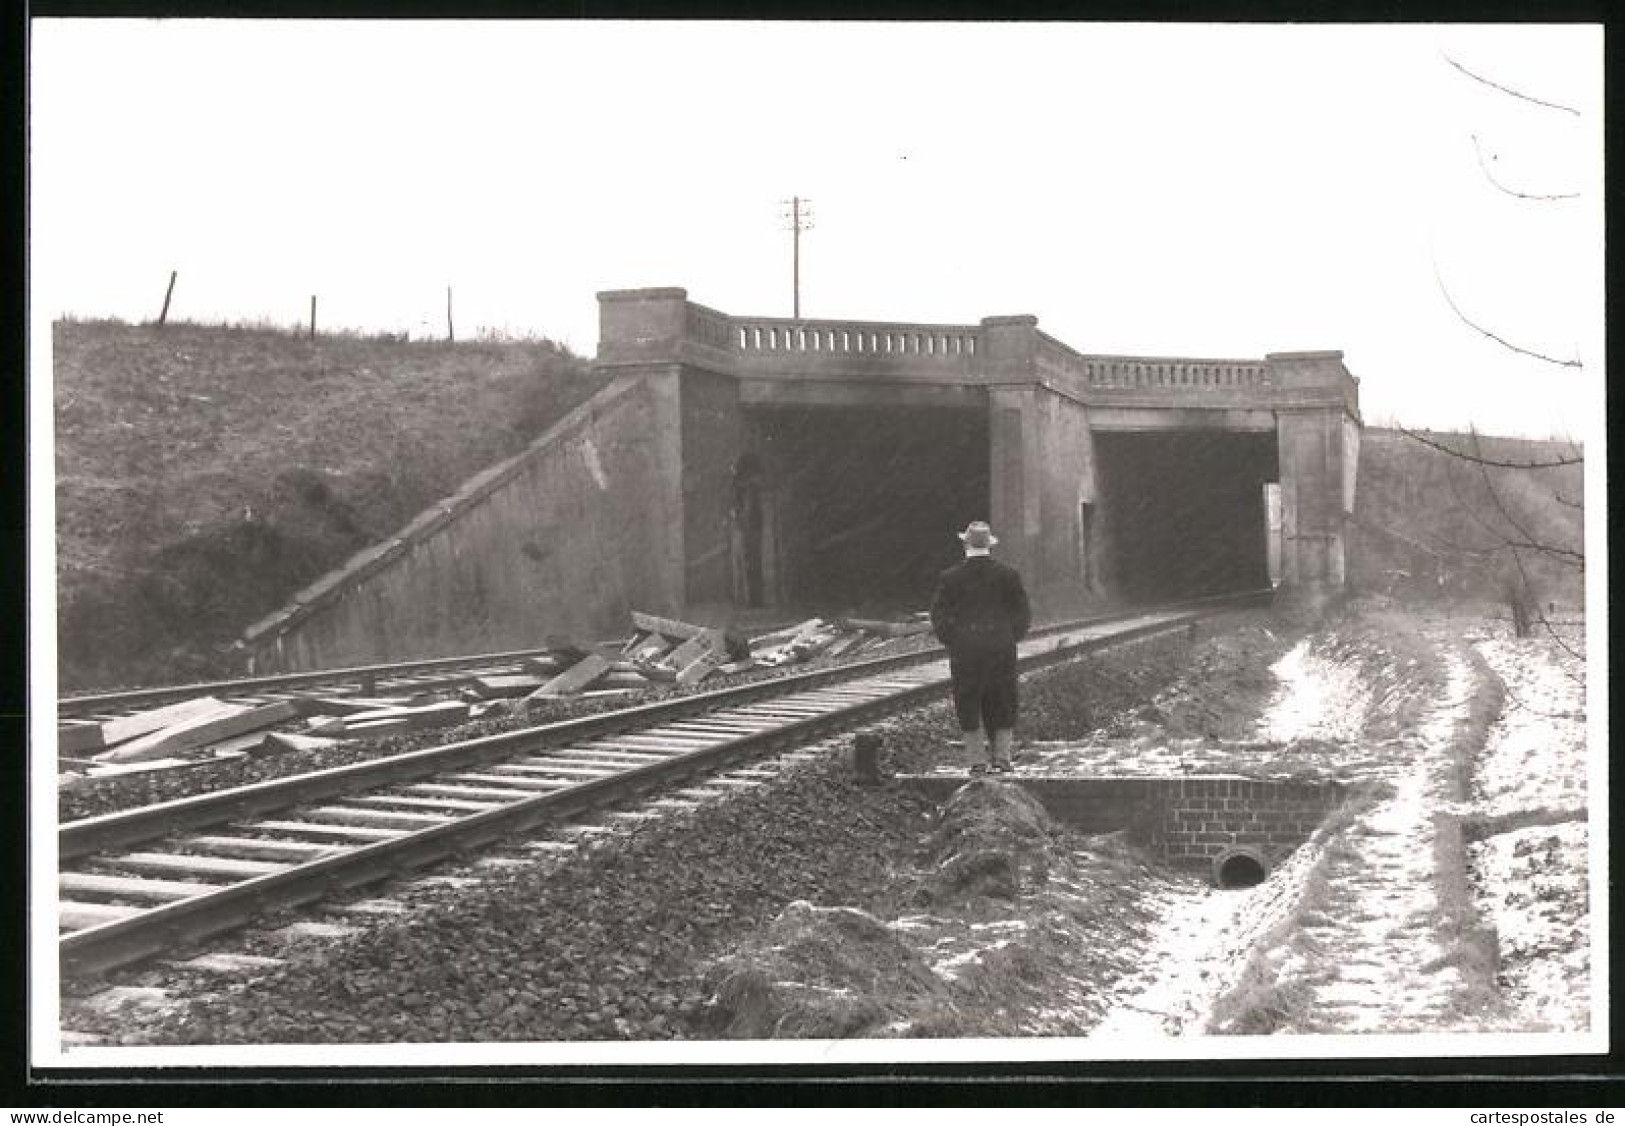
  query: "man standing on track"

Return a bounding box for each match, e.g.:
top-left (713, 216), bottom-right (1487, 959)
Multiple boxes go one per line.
top-left (929, 520), bottom-right (1032, 774)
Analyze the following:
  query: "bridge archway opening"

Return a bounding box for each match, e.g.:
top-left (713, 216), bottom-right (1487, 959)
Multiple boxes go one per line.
top-left (742, 403), bottom-right (989, 611)
top-left (1094, 429), bottom-right (1278, 602)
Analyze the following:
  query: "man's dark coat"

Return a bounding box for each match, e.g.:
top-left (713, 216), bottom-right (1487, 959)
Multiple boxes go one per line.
top-left (929, 555), bottom-right (1032, 654)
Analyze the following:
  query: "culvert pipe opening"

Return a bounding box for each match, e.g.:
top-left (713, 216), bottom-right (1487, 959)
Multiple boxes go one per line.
top-left (1214, 850), bottom-right (1268, 889)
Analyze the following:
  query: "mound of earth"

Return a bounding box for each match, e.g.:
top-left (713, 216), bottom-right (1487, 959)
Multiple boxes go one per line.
top-left (701, 901), bottom-right (949, 1039)
top-left (915, 779), bottom-right (1057, 905)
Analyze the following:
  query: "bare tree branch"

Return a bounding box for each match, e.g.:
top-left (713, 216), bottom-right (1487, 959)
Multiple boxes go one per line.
top-left (1438, 449), bottom-right (1524, 549)
top-left (1465, 428), bottom-right (1586, 570)
top-left (1471, 134), bottom-right (1580, 201)
top-left (1397, 423), bottom-right (1584, 468)
top-left (1505, 545), bottom-right (1587, 668)
top-left (1352, 513), bottom-right (1454, 559)
top-left (1433, 262), bottom-right (1585, 369)
top-left (1425, 442), bottom-right (1583, 568)
top-left (1501, 540), bottom-right (1584, 565)
top-left (1442, 51), bottom-right (1581, 116)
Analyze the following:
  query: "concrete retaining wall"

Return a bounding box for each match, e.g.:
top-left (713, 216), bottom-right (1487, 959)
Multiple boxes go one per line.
top-left (242, 374), bottom-right (684, 672)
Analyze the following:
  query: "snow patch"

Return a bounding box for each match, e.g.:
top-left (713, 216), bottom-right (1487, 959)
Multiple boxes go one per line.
top-left (1256, 639), bottom-right (1371, 744)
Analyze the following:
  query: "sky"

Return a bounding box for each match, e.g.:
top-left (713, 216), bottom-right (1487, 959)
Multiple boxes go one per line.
top-left (29, 20), bottom-right (1604, 439)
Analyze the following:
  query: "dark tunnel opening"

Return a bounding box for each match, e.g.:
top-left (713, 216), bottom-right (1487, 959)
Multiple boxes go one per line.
top-left (744, 404), bottom-right (990, 611)
top-left (1216, 851), bottom-right (1269, 889)
top-left (1094, 429), bottom-right (1278, 603)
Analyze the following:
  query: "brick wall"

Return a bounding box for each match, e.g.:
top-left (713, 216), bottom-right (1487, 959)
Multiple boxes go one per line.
top-left (1151, 775), bottom-right (1344, 866)
top-left (902, 773), bottom-right (1344, 875)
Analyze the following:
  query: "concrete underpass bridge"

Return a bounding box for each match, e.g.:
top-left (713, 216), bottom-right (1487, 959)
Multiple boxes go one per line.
top-left (595, 288), bottom-right (1360, 619)
top-left (239, 287), bottom-right (1361, 673)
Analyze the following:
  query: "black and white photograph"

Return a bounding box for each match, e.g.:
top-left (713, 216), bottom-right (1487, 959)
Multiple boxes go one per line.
top-left (26, 18), bottom-right (1606, 1079)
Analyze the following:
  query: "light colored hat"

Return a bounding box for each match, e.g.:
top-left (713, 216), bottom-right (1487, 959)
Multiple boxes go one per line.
top-left (958, 521), bottom-right (998, 548)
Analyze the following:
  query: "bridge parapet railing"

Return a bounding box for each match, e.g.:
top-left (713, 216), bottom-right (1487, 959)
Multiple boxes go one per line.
top-left (1037, 331), bottom-right (1273, 398)
top-left (730, 317), bottom-right (984, 362)
top-left (684, 302), bottom-right (736, 352)
top-left (1082, 355), bottom-right (1271, 391)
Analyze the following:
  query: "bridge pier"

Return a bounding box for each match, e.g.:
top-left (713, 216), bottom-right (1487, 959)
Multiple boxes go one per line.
top-left (1270, 352), bottom-right (1361, 618)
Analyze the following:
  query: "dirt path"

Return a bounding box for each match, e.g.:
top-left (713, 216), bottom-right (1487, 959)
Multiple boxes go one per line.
top-left (1291, 649), bottom-right (1472, 1031)
top-left (1464, 617), bottom-right (1590, 1032)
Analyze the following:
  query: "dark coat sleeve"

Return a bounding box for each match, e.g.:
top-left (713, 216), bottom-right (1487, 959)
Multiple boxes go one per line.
top-left (1007, 566), bottom-right (1032, 641)
top-left (929, 568), bottom-right (956, 647)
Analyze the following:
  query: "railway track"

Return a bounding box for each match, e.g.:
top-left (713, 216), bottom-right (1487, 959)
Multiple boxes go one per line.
top-left (57, 594), bottom-right (1267, 978)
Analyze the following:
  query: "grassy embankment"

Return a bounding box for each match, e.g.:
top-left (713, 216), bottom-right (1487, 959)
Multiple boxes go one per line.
top-left (53, 318), bottom-right (598, 690)
top-left (1350, 428), bottom-right (1583, 607)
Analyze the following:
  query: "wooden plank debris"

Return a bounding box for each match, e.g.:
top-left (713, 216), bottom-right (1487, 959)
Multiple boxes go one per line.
top-left (674, 653), bottom-right (721, 686)
top-left (627, 634), bottom-right (672, 662)
top-left (305, 699), bottom-right (470, 738)
top-left (296, 695), bottom-right (417, 715)
top-left (95, 700), bottom-right (301, 765)
top-left (823, 633), bottom-right (864, 659)
top-left (260, 732), bottom-right (343, 755)
top-left (468, 675), bottom-right (548, 699)
top-left (343, 716), bottom-right (417, 737)
top-left (634, 660), bottom-right (678, 683)
top-left (527, 653), bottom-right (613, 699)
top-left (748, 620), bottom-right (820, 648)
top-left (664, 629), bottom-right (725, 668)
top-left (98, 696), bottom-right (234, 749)
top-left (630, 611), bottom-right (713, 641)
top-left (197, 731), bottom-right (271, 757)
top-left (839, 617), bottom-right (932, 637)
top-left (84, 757), bottom-right (199, 778)
top-left (577, 688), bottom-right (641, 701)
top-left (753, 619), bottom-right (843, 666)
top-left (602, 670), bottom-right (653, 689)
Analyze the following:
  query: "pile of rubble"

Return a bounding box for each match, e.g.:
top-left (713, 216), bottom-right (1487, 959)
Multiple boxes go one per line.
top-left (57, 609), bottom-right (933, 787)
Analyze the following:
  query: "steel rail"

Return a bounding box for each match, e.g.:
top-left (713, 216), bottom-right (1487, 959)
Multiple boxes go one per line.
top-left (58, 645), bottom-right (575, 716)
top-left (58, 593), bottom-right (1269, 976)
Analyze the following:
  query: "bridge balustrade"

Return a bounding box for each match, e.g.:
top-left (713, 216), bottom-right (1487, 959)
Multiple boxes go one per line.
top-left (1040, 336), bottom-right (1271, 392)
top-left (729, 317), bottom-right (982, 361)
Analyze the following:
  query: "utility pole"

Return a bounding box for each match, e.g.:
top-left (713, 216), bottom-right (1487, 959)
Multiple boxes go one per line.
top-left (446, 286), bottom-right (455, 342)
top-left (779, 196), bottom-right (814, 319)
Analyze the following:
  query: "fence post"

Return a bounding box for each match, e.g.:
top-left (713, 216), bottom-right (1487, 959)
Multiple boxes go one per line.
top-left (157, 270), bottom-right (177, 326)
